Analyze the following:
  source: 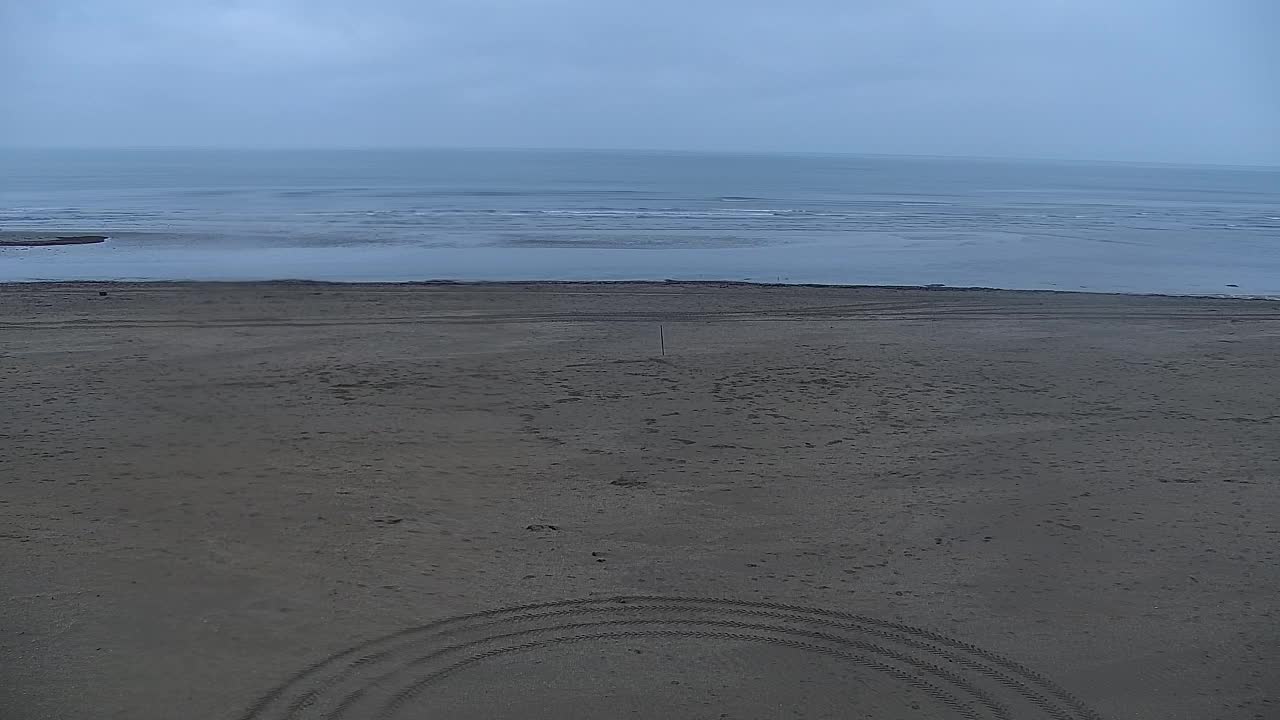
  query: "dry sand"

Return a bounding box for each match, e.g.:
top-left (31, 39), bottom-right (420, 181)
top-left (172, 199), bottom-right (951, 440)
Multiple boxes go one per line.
top-left (2, 282), bottom-right (1277, 720)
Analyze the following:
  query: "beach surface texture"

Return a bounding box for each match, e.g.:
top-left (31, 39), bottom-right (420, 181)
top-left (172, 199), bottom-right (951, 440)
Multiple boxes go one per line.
top-left (2, 282), bottom-right (1276, 720)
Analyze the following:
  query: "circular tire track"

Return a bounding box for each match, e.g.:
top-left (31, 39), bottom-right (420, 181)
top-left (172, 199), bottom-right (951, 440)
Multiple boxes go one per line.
top-left (238, 596), bottom-right (1103, 720)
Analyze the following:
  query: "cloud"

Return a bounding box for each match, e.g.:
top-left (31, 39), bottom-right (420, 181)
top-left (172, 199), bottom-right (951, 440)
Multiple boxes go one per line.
top-left (1, 0), bottom-right (1275, 164)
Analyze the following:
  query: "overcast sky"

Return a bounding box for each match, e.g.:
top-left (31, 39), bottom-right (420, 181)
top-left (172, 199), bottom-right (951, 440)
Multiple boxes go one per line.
top-left (2, 0), bottom-right (1276, 164)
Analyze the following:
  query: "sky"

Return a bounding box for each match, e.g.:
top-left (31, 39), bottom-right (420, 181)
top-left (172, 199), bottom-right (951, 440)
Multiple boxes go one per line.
top-left (1, 0), bottom-right (1276, 164)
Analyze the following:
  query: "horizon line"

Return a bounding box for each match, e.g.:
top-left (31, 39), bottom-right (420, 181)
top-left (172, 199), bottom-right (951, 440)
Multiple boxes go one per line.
top-left (1, 144), bottom-right (1277, 171)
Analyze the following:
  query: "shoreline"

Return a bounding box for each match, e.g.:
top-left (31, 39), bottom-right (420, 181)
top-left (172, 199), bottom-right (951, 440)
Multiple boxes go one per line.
top-left (3, 277), bottom-right (1277, 302)
top-left (5, 234), bottom-right (1275, 297)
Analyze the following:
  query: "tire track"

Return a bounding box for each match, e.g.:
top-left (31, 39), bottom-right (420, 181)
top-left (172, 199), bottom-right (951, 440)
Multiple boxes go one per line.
top-left (287, 605), bottom-right (1074, 720)
top-left (375, 630), bottom-right (983, 720)
top-left (359, 619), bottom-right (1010, 720)
top-left (237, 596), bottom-right (1104, 720)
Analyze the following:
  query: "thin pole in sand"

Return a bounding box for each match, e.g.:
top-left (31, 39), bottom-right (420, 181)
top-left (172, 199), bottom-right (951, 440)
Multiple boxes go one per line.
top-left (659, 324), bottom-right (666, 357)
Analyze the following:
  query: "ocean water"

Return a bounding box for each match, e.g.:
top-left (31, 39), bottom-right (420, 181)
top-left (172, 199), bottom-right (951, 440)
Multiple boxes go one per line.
top-left (2, 148), bottom-right (1278, 295)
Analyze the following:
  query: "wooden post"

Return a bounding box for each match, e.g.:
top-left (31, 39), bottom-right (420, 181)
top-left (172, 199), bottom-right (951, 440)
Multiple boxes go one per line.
top-left (659, 324), bottom-right (666, 357)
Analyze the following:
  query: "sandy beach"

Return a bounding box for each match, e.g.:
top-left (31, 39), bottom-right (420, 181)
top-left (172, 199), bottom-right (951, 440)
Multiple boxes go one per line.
top-left (2, 281), bottom-right (1277, 719)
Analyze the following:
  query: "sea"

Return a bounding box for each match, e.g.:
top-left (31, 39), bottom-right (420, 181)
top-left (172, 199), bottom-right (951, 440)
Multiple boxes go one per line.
top-left (2, 148), bottom-right (1278, 295)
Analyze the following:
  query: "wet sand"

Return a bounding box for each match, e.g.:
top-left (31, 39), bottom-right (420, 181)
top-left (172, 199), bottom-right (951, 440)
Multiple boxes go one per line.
top-left (2, 282), bottom-right (1277, 719)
